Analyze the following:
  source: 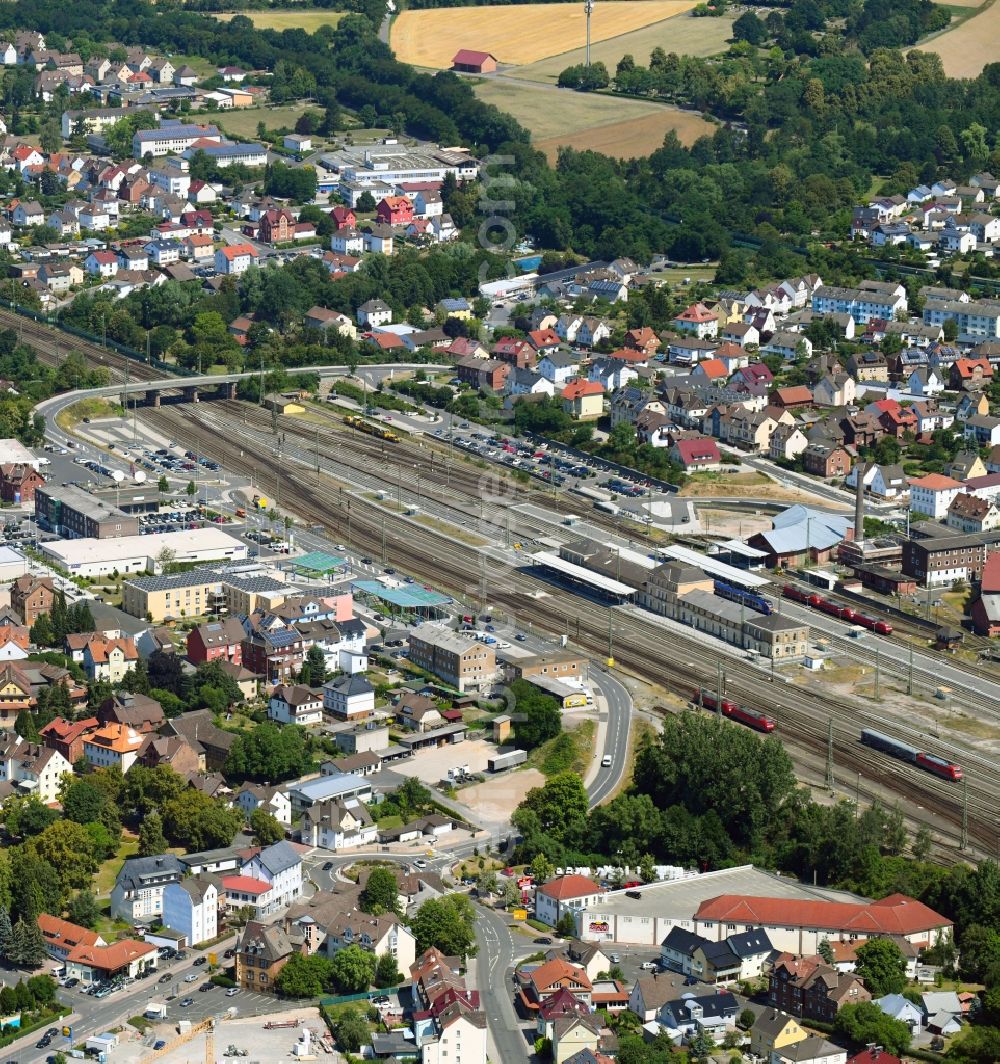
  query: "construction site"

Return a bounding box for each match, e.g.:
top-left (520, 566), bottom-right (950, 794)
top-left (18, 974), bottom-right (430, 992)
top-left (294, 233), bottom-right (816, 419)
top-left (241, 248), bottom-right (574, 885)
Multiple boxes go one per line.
top-left (109, 1007), bottom-right (333, 1064)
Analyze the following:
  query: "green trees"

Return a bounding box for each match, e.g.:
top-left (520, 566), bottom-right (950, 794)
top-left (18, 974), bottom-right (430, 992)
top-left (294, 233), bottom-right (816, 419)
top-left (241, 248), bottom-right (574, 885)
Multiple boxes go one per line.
top-left (299, 645), bottom-right (328, 687)
top-left (333, 1007), bottom-right (369, 1053)
top-left (375, 951), bottom-right (402, 988)
top-left (137, 812), bottom-right (169, 858)
top-left (555, 913), bottom-right (577, 938)
top-left (733, 10), bottom-right (767, 44)
top-left (959, 924), bottom-right (1000, 982)
top-left (249, 808), bottom-right (285, 846)
top-left (8, 918), bottom-right (48, 969)
top-left (834, 1001), bottom-right (911, 1056)
top-left (410, 895), bottom-right (478, 958)
top-left (161, 790), bottom-right (243, 851)
top-left (276, 953), bottom-right (332, 998)
top-left (632, 711), bottom-right (795, 848)
top-left (360, 867), bottom-right (401, 916)
top-left (513, 773), bottom-right (589, 857)
top-left (855, 938), bottom-right (907, 997)
top-left (224, 723), bottom-right (310, 784)
top-left (509, 680), bottom-right (562, 750)
top-left (67, 891), bottom-right (100, 929)
top-left (329, 944), bottom-right (376, 993)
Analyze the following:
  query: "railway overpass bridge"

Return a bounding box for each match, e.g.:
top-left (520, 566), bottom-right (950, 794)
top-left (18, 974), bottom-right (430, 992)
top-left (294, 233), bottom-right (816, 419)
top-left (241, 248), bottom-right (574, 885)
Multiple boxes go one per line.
top-left (36, 362), bottom-right (448, 433)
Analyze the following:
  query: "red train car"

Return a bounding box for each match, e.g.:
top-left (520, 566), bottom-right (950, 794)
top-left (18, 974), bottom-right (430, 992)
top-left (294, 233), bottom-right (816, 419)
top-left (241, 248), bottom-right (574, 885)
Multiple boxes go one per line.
top-left (783, 585), bottom-right (822, 606)
top-left (916, 752), bottom-right (963, 781)
top-left (693, 688), bottom-right (739, 714)
top-left (723, 704), bottom-right (776, 733)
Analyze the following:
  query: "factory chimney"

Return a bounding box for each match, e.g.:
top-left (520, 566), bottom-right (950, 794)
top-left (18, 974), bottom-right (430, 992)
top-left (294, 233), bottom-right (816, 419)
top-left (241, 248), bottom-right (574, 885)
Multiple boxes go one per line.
top-left (854, 461), bottom-right (866, 546)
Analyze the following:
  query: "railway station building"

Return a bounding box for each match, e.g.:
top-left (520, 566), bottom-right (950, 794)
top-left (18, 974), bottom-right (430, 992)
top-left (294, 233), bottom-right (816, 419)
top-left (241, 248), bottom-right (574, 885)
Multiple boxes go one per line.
top-left (639, 561), bottom-right (809, 660)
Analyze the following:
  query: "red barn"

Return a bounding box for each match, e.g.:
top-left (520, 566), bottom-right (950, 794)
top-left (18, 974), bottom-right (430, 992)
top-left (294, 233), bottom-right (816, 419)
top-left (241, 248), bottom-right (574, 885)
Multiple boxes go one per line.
top-left (376, 196), bottom-right (414, 227)
top-left (451, 49), bottom-right (498, 74)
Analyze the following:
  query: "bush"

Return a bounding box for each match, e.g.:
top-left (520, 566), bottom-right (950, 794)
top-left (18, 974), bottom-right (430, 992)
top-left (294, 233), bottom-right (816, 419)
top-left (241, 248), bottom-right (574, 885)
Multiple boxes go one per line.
top-left (210, 974), bottom-right (237, 988)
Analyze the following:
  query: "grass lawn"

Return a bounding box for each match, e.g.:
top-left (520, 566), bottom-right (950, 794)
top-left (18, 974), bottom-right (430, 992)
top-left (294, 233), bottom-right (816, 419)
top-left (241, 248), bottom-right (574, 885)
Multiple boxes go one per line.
top-left (218, 103), bottom-right (313, 140)
top-left (95, 837), bottom-right (139, 896)
top-left (214, 9), bottom-right (347, 31)
top-left (376, 813), bottom-right (403, 829)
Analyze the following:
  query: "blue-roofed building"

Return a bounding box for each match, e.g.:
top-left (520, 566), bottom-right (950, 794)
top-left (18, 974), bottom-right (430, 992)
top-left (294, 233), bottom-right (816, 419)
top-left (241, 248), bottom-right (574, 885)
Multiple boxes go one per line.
top-left (285, 772), bottom-right (373, 817)
top-left (748, 504), bottom-right (854, 568)
top-left (133, 122), bottom-right (222, 158)
top-left (437, 296), bottom-right (471, 320)
top-left (184, 142), bottom-right (267, 169)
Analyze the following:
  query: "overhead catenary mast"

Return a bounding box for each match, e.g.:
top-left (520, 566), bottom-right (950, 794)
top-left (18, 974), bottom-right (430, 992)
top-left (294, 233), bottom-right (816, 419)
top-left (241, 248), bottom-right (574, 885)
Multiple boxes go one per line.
top-left (585, 0), bottom-right (594, 66)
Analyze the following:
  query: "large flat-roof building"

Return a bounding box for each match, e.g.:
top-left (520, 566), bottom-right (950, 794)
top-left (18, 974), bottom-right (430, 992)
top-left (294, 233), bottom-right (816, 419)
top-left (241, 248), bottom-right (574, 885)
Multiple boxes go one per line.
top-left (45, 528), bottom-right (247, 582)
top-left (35, 484), bottom-right (140, 540)
top-left (575, 865), bottom-right (870, 946)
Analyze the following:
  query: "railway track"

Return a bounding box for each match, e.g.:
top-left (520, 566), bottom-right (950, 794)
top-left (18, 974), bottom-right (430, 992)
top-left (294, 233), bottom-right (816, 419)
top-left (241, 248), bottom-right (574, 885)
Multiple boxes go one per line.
top-left (0, 306), bottom-right (163, 384)
top-left (143, 402), bottom-right (1000, 856)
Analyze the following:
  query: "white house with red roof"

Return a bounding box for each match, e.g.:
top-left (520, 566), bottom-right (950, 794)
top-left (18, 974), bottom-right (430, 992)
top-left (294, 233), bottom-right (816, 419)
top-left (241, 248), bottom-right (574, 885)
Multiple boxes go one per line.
top-left (673, 303), bottom-right (719, 339)
top-left (84, 250), bottom-right (119, 277)
top-left (693, 893), bottom-right (952, 955)
top-left (908, 473), bottom-right (963, 519)
top-left (671, 436), bottom-right (722, 472)
top-left (215, 243), bottom-right (257, 276)
top-left (536, 874), bottom-right (606, 928)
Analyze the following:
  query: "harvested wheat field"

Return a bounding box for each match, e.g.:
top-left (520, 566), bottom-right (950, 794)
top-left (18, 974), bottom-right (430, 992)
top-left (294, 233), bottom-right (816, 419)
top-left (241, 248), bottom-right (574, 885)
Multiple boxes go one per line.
top-left (473, 78), bottom-right (713, 159)
top-left (536, 106), bottom-right (714, 160)
top-left (511, 10), bottom-right (736, 82)
top-left (214, 9), bottom-right (346, 30)
top-left (913, 0), bottom-right (1000, 76)
top-left (391, 0), bottom-right (697, 69)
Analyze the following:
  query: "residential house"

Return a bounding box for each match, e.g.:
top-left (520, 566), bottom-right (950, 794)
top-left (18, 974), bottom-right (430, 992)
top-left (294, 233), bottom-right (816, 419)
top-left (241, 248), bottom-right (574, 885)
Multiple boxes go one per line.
top-left (161, 875), bottom-right (217, 946)
top-left (946, 492), bottom-right (1000, 534)
top-left (235, 920), bottom-right (300, 993)
top-left (577, 317), bottom-right (611, 348)
top-left (803, 442), bottom-right (852, 478)
top-left (846, 351), bottom-right (889, 382)
top-left (671, 436), bottom-right (721, 472)
top-left (322, 674), bottom-right (375, 721)
top-left (187, 617), bottom-right (246, 665)
top-left (0, 463), bottom-right (43, 503)
top-left (770, 955), bottom-right (871, 1022)
top-left (951, 357), bottom-right (993, 390)
top-left (10, 575), bottom-right (54, 626)
top-left (907, 368), bottom-right (945, 397)
top-left (80, 635), bottom-right (138, 684)
top-left (657, 989), bottom-right (739, 1045)
top-left (964, 414), bottom-right (1000, 447)
top-left (235, 783), bottom-right (292, 827)
top-left (945, 452), bottom-right (987, 481)
top-left (215, 243), bottom-right (257, 276)
top-left (813, 374), bottom-right (856, 408)
top-left (110, 854), bottom-right (185, 922)
top-left (749, 1009), bottom-right (808, 1061)
top-left (561, 378), bottom-right (604, 421)
top-left (268, 683), bottom-right (324, 726)
top-left (357, 299), bottom-right (392, 328)
top-left (40, 715), bottom-right (98, 764)
top-left (535, 874), bottom-right (605, 929)
top-left (84, 250), bottom-right (118, 278)
top-left (909, 474), bottom-right (963, 519)
top-left (846, 463), bottom-right (908, 501)
top-left (771, 1037), bottom-right (847, 1064)
top-left (673, 302), bottom-right (718, 338)
top-left (538, 352), bottom-right (579, 384)
top-left (300, 796), bottom-right (376, 850)
top-left (875, 994), bottom-right (925, 1037)
top-left (770, 426), bottom-right (810, 462)
top-left (82, 722), bottom-right (144, 772)
top-left (457, 357), bottom-right (509, 392)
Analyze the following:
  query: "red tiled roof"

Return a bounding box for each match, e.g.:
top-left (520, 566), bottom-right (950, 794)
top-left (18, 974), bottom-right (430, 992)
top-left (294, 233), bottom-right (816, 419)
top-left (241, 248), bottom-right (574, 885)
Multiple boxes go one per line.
top-left (695, 892), bottom-right (951, 935)
top-left (674, 437), bottom-right (721, 464)
top-left (529, 328), bottom-right (561, 348)
top-left (68, 938), bottom-right (157, 972)
top-left (38, 914), bottom-right (102, 951)
top-left (219, 244), bottom-right (257, 261)
top-left (222, 875), bottom-right (271, 896)
top-left (909, 473), bottom-right (961, 490)
top-left (452, 49), bottom-right (495, 65)
top-left (537, 874), bottom-right (603, 900)
top-left (980, 551), bottom-right (1000, 594)
top-left (696, 358), bottom-right (728, 379)
top-left (562, 378), bottom-right (604, 400)
top-left (676, 302), bottom-right (715, 323)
